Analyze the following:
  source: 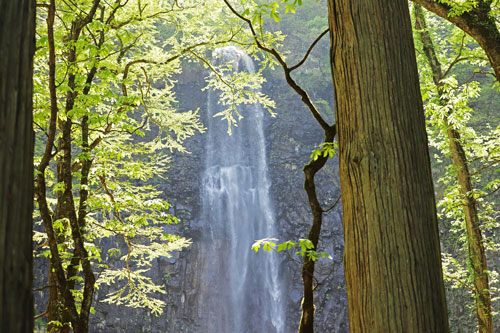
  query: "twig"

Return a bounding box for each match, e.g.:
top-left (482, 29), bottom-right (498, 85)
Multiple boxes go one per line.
top-left (223, 0), bottom-right (331, 132)
top-left (32, 285), bottom-right (56, 292)
top-left (34, 311), bottom-right (49, 320)
top-left (478, 185), bottom-right (500, 199)
top-left (290, 28), bottom-right (329, 72)
top-left (471, 159), bottom-right (500, 176)
top-left (444, 273), bottom-right (474, 292)
top-left (33, 240), bottom-right (49, 252)
top-left (457, 70), bottom-right (496, 87)
top-left (322, 195), bottom-right (341, 213)
top-left (441, 32), bottom-right (467, 79)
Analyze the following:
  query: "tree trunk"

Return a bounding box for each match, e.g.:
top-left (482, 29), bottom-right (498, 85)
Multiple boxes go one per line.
top-left (299, 127), bottom-right (336, 333)
top-left (0, 0), bottom-right (36, 331)
top-left (327, 1), bottom-right (449, 331)
top-left (47, 262), bottom-right (63, 332)
top-left (446, 126), bottom-right (492, 333)
top-left (38, 2), bottom-right (99, 331)
top-left (414, 6), bottom-right (493, 332)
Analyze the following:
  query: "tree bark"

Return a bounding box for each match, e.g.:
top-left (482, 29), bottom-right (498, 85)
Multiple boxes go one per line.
top-left (299, 126), bottom-right (336, 333)
top-left (414, 6), bottom-right (492, 332)
top-left (327, 1), bottom-right (449, 331)
top-left (412, 0), bottom-right (500, 82)
top-left (0, 0), bottom-right (36, 331)
top-left (445, 125), bottom-right (492, 333)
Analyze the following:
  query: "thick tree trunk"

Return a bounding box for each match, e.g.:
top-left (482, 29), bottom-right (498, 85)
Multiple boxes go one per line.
top-left (413, 0), bottom-right (500, 82)
top-left (327, 1), bottom-right (449, 331)
top-left (0, 0), bottom-right (36, 331)
top-left (414, 6), bottom-right (493, 332)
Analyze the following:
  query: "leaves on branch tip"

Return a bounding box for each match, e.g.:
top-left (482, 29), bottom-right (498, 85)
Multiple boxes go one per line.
top-left (251, 238), bottom-right (332, 261)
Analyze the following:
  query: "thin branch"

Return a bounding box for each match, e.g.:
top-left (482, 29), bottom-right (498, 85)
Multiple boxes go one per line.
top-left (137, 70), bottom-right (164, 130)
top-left (90, 220), bottom-right (120, 235)
top-left (188, 50), bottom-right (234, 90)
top-left (322, 195), bottom-right (341, 213)
top-left (289, 28), bottom-right (329, 72)
top-left (459, 70), bottom-right (497, 86)
top-left (471, 159), bottom-right (500, 176)
top-left (80, 0), bottom-right (102, 28)
top-left (99, 174), bottom-right (124, 224)
top-left (34, 311), bottom-right (49, 320)
top-left (33, 240), bottom-right (49, 252)
top-left (441, 32), bottom-right (467, 79)
top-left (99, 174), bottom-right (134, 282)
top-left (33, 120), bottom-right (50, 139)
top-left (478, 185), bottom-right (500, 199)
top-left (223, 0), bottom-right (331, 132)
top-left (37, 0), bottom-right (58, 173)
top-left (105, 0), bottom-right (129, 25)
top-left (444, 273), bottom-right (474, 292)
top-left (32, 285), bottom-right (56, 292)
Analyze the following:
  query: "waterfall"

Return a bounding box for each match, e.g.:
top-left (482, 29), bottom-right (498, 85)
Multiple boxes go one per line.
top-left (197, 46), bottom-right (285, 332)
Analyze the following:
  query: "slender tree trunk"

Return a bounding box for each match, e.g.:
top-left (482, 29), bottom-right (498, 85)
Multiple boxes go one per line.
top-left (38, 2), bottom-right (100, 331)
top-left (446, 126), bottom-right (492, 333)
top-left (299, 127), bottom-right (336, 333)
top-left (414, 6), bottom-right (492, 332)
top-left (327, 1), bottom-right (449, 331)
top-left (0, 0), bottom-right (36, 331)
top-left (47, 153), bottom-right (70, 332)
top-left (47, 262), bottom-right (63, 332)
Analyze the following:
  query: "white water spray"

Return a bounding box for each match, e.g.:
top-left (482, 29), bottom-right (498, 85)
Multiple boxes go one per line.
top-left (197, 46), bottom-right (285, 332)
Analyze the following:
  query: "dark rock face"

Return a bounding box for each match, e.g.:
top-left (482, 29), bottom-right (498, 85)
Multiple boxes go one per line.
top-left (264, 74), bottom-right (348, 333)
top-left (34, 62), bottom-right (349, 332)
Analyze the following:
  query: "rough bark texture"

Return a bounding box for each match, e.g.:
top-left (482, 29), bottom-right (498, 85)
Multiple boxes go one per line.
top-left (0, 0), bottom-right (36, 331)
top-left (413, 0), bottom-right (500, 82)
top-left (328, 1), bottom-right (450, 331)
top-left (414, 6), bottom-right (493, 332)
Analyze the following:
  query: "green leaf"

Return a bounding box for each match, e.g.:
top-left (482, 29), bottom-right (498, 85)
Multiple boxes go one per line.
top-left (251, 241), bottom-right (262, 253)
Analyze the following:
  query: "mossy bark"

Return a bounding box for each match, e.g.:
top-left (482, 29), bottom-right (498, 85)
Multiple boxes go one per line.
top-left (413, 0), bottom-right (500, 82)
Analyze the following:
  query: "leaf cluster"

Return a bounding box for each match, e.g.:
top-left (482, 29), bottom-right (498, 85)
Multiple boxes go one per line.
top-left (251, 238), bottom-right (333, 261)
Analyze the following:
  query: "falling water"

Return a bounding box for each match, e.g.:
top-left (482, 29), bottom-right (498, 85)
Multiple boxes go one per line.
top-left (197, 46), bottom-right (284, 332)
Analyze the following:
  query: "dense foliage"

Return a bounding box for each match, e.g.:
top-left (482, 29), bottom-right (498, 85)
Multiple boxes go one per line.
top-left (32, 0), bottom-right (277, 330)
top-left (412, 5), bottom-right (500, 331)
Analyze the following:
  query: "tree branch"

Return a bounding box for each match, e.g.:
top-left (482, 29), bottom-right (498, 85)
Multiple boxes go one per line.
top-left (322, 195), bottom-right (341, 213)
top-left (412, 0), bottom-right (500, 81)
top-left (34, 311), bottom-right (49, 320)
top-left (441, 32), bottom-right (467, 79)
top-left (471, 159), bottom-right (500, 176)
top-left (223, 0), bottom-right (331, 132)
top-left (289, 28), bottom-right (329, 72)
